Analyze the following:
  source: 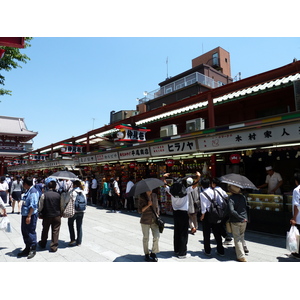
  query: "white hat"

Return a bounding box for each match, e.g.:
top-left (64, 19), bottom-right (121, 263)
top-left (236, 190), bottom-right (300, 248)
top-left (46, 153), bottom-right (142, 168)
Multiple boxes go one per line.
top-left (186, 177), bottom-right (193, 185)
top-left (265, 166), bottom-right (272, 171)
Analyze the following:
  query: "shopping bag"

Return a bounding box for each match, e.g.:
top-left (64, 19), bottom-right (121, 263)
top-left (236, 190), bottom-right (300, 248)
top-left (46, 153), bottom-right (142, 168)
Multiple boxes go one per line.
top-left (0, 216), bottom-right (11, 232)
top-left (286, 225), bottom-right (300, 253)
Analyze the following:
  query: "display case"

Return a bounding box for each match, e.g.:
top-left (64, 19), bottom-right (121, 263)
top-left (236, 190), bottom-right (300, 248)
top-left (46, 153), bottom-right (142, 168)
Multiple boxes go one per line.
top-left (285, 194), bottom-right (293, 213)
top-left (247, 194), bottom-right (284, 212)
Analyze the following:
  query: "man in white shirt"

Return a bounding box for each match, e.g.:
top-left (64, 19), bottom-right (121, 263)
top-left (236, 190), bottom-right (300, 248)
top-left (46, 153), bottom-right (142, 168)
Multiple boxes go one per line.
top-left (258, 166), bottom-right (283, 194)
top-left (200, 177), bottom-right (225, 256)
top-left (91, 175), bottom-right (98, 205)
top-left (163, 171), bottom-right (200, 259)
top-left (125, 176), bottom-right (135, 211)
top-left (290, 172), bottom-right (300, 259)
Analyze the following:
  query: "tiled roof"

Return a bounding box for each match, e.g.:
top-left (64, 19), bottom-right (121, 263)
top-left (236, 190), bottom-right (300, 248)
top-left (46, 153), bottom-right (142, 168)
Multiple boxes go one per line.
top-left (136, 73), bottom-right (300, 126)
top-left (0, 116), bottom-right (37, 136)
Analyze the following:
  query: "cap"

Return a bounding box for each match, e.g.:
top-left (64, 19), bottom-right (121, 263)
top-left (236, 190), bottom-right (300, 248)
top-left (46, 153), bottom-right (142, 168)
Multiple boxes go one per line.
top-left (186, 177), bottom-right (193, 185)
top-left (266, 166), bottom-right (272, 171)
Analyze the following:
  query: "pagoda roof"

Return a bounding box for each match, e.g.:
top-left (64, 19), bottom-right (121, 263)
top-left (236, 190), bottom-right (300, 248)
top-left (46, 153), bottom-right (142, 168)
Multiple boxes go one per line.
top-left (0, 116), bottom-right (37, 142)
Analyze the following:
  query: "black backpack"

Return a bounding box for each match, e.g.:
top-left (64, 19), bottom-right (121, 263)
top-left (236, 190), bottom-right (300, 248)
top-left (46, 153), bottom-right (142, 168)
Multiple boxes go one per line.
top-left (169, 178), bottom-right (187, 198)
top-left (202, 190), bottom-right (225, 224)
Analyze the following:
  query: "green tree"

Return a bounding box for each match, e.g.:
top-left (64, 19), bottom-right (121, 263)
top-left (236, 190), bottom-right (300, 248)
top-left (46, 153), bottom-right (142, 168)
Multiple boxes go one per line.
top-left (0, 37), bottom-right (32, 97)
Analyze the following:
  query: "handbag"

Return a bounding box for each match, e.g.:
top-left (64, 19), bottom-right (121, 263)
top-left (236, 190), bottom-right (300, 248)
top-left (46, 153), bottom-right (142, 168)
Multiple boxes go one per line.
top-left (62, 199), bottom-right (75, 218)
top-left (150, 206), bottom-right (165, 233)
top-left (286, 225), bottom-right (300, 253)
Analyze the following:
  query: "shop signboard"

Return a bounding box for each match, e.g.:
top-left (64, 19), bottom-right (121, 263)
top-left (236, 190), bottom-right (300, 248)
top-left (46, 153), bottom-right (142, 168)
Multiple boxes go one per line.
top-left (79, 155), bottom-right (96, 164)
top-left (198, 122), bottom-right (300, 151)
top-left (119, 147), bottom-right (150, 160)
top-left (150, 139), bottom-right (197, 156)
top-left (114, 124), bottom-right (150, 142)
top-left (96, 152), bottom-right (119, 162)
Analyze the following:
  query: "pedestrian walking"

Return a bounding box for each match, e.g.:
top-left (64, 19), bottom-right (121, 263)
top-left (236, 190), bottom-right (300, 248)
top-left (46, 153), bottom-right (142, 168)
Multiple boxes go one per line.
top-left (200, 177), bottom-right (225, 257)
top-left (10, 175), bottom-right (23, 214)
top-left (164, 172), bottom-right (201, 259)
top-left (110, 177), bottom-right (121, 213)
top-left (125, 176), bottom-right (135, 211)
top-left (38, 180), bottom-right (65, 252)
top-left (211, 177), bottom-right (232, 245)
top-left (17, 177), bottom-right (40, 259)
top-left (0, 176), bottom-right (9, 205)
top-left (188, 181), bottom-right (200, 234)
top-left (289, 172), bottom-right (300, 259)
top-left (227, 184), bottom-right (248, 262)
top-left (138, 189), bottom-right (160, 262)
top-left (90, 175), bottom-right (98, 205)
top-left (68, 180), bottom-right (87, 246)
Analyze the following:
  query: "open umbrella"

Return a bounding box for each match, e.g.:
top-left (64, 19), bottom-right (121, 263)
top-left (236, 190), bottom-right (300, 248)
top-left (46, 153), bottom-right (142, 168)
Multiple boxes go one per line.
top-left (219, 173), bottom-right (258, 190)
top-left (49, 170), bottom-right (78, 180)
top-left (128, 178), bottom-right (165, 197)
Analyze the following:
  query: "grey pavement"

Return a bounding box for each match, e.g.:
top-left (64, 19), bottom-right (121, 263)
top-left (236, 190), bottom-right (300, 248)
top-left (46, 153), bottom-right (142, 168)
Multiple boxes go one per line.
top-left (0, 204), bottom-right (297, 262)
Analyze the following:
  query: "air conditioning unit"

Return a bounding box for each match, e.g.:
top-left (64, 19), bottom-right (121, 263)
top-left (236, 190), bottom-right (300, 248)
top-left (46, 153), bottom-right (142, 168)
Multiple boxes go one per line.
top-left (186, 118), bottom-right (205, 132)
top-left (160, 124), bottom-right (177, 137)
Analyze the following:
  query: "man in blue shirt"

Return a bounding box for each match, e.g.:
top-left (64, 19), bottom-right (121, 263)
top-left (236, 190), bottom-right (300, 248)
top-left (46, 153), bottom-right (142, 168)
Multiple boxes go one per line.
top-left (18, 177), bottom-right (40, 259)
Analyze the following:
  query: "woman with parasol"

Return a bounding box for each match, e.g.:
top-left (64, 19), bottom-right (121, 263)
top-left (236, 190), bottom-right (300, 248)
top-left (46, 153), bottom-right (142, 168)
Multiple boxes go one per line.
top-left (137, 187), bottom-right (161, 262)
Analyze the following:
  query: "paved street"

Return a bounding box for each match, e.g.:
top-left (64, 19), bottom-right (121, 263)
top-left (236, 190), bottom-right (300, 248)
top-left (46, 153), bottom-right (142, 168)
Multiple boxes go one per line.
top-left (0, 204), bottom-right (297, 263)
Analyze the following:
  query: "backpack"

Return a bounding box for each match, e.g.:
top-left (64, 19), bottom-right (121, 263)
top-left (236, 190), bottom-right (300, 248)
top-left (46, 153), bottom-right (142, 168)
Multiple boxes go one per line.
top-left (202, 190), bottom-right (225, 224)
top-left (169, 178), bottom-right (187, 198)
top-left (74, 190), bottom-right (86, 211)
top-left (215, 189), bottom-right (229, 217)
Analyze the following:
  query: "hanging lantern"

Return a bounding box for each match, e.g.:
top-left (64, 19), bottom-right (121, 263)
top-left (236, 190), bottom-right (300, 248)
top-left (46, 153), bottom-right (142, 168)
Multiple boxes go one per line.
top-left (129, 162), bottom-right (136, 169)
top-left (165, 159), bottom-right (175, 167)
top-left (229, 153), bottom-right (241, 164)
top-left (103, 164), bottom-right (109, 171)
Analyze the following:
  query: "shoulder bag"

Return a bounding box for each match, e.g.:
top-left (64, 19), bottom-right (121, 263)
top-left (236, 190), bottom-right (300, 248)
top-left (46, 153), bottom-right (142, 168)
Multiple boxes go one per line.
top-left (150, 206), bottom-right (165, 233)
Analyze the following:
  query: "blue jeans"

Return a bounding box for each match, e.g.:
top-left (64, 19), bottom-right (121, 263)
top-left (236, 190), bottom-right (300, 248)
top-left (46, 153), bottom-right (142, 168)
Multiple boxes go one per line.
top-left (68, 212), bottom-right (84, 245)
top-left (21, 214), bottom-right (38, 250)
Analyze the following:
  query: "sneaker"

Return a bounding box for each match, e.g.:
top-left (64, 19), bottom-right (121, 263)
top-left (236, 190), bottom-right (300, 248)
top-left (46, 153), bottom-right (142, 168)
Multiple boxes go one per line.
top-left (291, 252), bottom-right (300, 259)
top-left (69, 241), bottom-right (76, 246)
top-left (244, 246), bottom-right (249, 254)
top-left (178, 253), bottom-right (191, 259)
top-left (237, 257), bottom-right (247, 262)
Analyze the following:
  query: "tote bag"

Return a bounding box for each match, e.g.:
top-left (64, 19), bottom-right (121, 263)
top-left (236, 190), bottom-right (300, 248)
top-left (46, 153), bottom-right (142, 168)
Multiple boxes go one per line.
top-left (62, 199), bottom-right (75, 218)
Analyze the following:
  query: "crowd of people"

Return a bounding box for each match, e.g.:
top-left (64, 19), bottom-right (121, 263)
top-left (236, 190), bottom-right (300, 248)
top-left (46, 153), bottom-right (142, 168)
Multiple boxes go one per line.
top-left (0, 174), bottom-right (87, 259)
top-left (0, 166), bottom-right (300, 262)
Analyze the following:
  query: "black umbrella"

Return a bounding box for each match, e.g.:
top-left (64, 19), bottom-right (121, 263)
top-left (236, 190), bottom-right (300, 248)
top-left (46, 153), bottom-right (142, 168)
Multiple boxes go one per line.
top-left (219, 173), bottom-right (258, 190)
top-left (128, 178), bottom-right (164, 197)
top-left (49, 170), bottom-right (78, 180)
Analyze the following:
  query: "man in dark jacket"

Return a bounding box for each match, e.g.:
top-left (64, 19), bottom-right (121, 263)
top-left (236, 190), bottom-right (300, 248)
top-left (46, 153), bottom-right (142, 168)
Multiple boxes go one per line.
top-left (38, 180), bottom-right (64, 252)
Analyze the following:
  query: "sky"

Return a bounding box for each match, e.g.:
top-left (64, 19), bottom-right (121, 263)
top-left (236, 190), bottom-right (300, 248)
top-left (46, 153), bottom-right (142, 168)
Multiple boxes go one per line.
top-left (1, 36), bottom-right (299, 150)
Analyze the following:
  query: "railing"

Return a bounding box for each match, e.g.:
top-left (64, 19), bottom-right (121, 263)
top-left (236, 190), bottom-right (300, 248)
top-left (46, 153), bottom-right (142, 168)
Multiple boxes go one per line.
top-left (137, 72), bottom-right (223, 104)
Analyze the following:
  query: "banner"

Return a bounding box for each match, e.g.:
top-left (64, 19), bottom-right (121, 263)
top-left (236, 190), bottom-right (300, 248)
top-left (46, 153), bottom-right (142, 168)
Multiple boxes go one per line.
top-left (114, 124), bottom-right (150, 142)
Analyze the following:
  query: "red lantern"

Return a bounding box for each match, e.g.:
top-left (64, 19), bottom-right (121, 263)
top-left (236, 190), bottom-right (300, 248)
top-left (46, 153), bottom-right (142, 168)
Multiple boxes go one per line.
top-left (103, 164), bottom-right (109, 171)
top-left (165, 159), bottom-right (175, 167)
top-left (129, 162), bottom-right (136, 169)
top-left (229, 154), bottom-right (241, 164)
